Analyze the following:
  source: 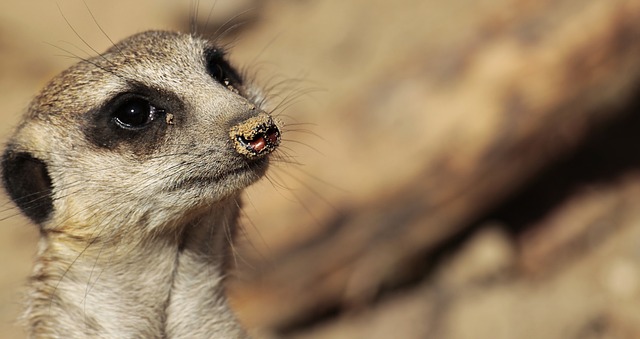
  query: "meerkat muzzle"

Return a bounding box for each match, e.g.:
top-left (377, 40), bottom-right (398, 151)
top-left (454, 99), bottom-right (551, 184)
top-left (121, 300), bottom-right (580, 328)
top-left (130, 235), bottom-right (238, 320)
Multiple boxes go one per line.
top-left (230, 113), bottom-right (281, 159)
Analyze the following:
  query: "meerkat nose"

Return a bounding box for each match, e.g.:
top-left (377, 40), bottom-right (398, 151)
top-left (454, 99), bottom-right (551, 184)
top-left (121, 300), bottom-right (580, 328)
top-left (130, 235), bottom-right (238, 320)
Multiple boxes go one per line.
top-left (230, 113), bottom-right (281, 159)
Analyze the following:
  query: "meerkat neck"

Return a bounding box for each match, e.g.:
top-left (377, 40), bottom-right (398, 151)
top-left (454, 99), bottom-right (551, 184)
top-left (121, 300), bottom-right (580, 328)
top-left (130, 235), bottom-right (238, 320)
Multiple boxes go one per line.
top-left (165, 202), bottom-right (249, 338)
top-left (25, 200), bottom-right (248, 338)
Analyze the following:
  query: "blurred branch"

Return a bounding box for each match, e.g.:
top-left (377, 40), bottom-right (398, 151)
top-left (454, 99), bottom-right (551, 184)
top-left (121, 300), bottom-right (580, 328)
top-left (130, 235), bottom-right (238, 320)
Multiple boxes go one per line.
top-left (236, 0), bottom-right (640, 333)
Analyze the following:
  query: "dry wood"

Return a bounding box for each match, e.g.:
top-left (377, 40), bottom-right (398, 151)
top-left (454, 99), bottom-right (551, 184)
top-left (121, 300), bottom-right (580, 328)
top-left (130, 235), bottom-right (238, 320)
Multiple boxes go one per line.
top-left (233, 0), bottom-right (640, 333)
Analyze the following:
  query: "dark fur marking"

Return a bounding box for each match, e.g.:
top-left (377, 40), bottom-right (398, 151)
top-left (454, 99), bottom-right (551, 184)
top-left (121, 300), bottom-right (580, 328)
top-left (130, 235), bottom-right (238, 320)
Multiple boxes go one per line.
top-left (204, 47), bottom-right (245, 91)
top-left (82, 83), bottom-right (185, 156)
top-left (1, 149), bottom-right (54, 225)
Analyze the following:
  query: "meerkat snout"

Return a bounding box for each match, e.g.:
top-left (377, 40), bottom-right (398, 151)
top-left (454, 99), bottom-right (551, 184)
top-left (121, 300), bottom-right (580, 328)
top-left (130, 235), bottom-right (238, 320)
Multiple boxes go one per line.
top-left (231, 113), bottom-right (281, 159)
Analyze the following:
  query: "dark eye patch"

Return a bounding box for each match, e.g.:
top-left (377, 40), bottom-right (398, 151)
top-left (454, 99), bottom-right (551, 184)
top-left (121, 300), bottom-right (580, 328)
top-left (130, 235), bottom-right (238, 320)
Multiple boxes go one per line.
top-left (204, 48), bottom-right (244, 92)
top-left (82, 85), bottom-right (183, 156)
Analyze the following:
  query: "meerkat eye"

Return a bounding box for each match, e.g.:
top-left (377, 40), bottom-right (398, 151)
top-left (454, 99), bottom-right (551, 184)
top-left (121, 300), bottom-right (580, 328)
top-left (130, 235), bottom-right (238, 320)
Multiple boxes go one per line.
top-left (112, 97), bottom-right (159, 129)
top-left (205, 48), bottom-right (243, 91)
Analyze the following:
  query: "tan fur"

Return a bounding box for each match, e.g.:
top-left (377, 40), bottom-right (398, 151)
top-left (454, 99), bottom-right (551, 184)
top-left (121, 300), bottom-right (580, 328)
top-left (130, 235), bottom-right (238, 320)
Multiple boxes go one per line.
top-left (2, 30), bottom-right (279, 338)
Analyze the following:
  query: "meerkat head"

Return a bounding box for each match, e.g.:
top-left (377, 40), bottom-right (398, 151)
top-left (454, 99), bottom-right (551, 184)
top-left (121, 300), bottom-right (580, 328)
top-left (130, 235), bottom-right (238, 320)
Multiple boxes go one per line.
top-left (1, 30), bottom-right (280, 237)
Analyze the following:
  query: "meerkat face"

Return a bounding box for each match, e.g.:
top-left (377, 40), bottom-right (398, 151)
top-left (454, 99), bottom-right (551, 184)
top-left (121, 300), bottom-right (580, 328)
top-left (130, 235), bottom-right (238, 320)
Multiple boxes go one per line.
top-left (1, 30), bottom-right (280, 234)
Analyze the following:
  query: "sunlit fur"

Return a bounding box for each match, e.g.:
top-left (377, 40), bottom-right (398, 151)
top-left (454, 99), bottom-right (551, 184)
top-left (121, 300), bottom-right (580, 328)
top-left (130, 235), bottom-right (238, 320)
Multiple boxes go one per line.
top-left (2, 30), bottom-right (277, 338)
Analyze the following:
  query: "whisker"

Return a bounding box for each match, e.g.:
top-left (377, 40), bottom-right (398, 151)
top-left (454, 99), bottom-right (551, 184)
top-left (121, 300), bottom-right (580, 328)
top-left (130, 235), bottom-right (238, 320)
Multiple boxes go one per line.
top-left (82, 0), bottom-right (121, 54)
top-left (55, 3), bottom-right (120, 73)
top-left (209, 7), bottom-right (255, 43)
top-left (202, 0), bottom-right (220, 34)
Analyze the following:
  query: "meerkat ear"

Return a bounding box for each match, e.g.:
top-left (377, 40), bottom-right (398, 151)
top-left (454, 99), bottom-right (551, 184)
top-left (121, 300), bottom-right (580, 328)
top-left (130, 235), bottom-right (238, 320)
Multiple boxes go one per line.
top-left (1, 148), bottom-right (54, 225)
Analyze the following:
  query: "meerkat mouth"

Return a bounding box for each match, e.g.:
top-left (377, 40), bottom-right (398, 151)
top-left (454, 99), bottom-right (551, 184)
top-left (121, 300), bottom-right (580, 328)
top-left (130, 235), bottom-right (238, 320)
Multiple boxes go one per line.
top-left (230, 113), bottom-right (281, 159)
top-left (168, 159), bottom-right (268, 192)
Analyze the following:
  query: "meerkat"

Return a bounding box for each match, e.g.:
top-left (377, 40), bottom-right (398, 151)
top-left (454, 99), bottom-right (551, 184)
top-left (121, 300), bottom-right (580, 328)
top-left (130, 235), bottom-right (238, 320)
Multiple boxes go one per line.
top-left (1, 29), bottom-right (281, 338)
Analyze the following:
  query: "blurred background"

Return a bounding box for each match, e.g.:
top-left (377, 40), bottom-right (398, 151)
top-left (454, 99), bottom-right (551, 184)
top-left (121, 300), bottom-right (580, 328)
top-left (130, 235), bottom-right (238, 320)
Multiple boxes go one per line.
top-left (2, 0), bottom-right (640, 338)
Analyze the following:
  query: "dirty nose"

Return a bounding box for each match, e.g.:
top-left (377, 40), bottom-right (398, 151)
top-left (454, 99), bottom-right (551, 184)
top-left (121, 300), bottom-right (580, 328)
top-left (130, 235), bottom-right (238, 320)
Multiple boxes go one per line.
top-left (230, 113), bottom-right (281, 159)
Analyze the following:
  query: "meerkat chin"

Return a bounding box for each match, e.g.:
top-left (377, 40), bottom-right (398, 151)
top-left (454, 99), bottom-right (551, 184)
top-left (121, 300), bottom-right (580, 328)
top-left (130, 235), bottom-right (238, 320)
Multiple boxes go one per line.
top-left (1, 30), bottom-right (279, 338)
